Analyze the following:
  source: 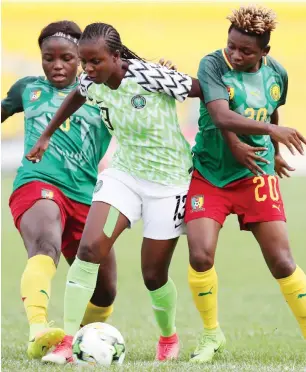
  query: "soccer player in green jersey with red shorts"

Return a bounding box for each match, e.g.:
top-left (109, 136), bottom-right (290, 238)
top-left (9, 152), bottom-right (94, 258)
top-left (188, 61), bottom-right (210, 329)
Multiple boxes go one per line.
top-left (184, 6), bottom-right (306, 363)
top-left (26, 21), bottom-right (304, 364)
top-left (1, 21), bottom-right (116, 361)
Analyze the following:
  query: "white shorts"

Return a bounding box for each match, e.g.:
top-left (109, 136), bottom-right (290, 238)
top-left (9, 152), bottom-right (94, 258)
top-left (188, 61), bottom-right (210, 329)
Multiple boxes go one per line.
top-left (92, 168), bottom-right (188, 240)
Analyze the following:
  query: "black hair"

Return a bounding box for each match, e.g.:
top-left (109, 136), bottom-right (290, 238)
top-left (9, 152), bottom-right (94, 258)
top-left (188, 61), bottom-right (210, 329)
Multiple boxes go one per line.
top-left (228, 24), bottom-right (271, 49)
top-left (38, 20), bottom-right (82, 48)
top-left (80, 22), bottom-right (144, 61)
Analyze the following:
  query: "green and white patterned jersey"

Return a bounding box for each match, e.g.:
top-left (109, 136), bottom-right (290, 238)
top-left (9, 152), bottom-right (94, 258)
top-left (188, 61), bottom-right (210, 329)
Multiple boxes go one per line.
top-left (194, 49), bottom-right (288, 187)
top-left (2, 76), bottom-right (111, 205)
top-left (79, 59), bottom-right (193, 186)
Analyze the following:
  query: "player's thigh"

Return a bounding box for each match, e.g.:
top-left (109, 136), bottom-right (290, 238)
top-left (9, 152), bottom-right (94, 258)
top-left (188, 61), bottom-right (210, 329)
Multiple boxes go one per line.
top-left (78, 202), bottom-right (129, 263)
top-left (19, 199), bottom-right (63, 264)
top-left (185, 171), bottom-right (226, 270)
top-left (234, 175), bottom-right (286, 230)
top-left (141, 237), bottom-right (179, 290)
top-left (250, 221), bottom-right (295, 278)
top-left (79, 170), bottom-right (142, 262)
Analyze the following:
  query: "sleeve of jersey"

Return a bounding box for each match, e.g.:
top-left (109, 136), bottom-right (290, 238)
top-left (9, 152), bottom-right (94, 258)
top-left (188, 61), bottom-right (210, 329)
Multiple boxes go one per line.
top-left (278, 70), bottom-right (288, 108)
top-left (1, 77), bottom-right (31, 116)
top-left (197, 57), bottom-right (229, 104)
top-left (127, 61), bottom-right (192, 102)
top-left (78, 73), bottom-right (94, 99)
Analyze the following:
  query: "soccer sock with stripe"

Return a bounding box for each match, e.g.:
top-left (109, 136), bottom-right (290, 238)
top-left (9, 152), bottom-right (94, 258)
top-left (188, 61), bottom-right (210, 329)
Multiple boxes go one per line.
top-left (149, 278), bottom-right (177, 337)
top-left (20, 255), bottom-right (56, 340)
top-left (188, 265), bottom-right (219, 330)
top-left (277, 265), bottom-right (306, 338)
top-left (64, 257), bottom-right (99, 336)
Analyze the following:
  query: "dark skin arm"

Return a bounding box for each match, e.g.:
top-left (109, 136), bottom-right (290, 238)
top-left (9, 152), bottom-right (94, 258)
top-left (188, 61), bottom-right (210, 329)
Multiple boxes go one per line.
top-left (221, 130), bottom-right (269, 175)
top-left (271, 109), bottom-right (295, 178)
top-left (1, 106), bottom-right (10, 123)
top-left (206, 99), bottom-right (305, 154)
top-left (189, 79), bottom-right (204, 101)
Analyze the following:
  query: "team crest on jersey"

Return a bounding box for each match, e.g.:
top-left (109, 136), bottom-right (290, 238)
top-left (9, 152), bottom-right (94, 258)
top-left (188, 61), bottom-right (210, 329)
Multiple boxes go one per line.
top-left (270, 84), bottom-right (281, 101)
top-left (191, 195), bottom-right (204, 212)
top-left (41, 189), bottom-right (54, 200)
top-left (227, 86), bottom-right (234, 100)
top-left (94, 180), bottom-right (103, 193)
top-left (131, 95), bottom-right (146, 109)
top-left (30, 90), bottom-right (42, 102)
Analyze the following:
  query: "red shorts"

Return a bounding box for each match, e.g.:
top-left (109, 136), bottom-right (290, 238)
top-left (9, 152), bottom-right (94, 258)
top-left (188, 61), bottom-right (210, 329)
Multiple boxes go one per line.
top-left (9, 181), bottom-right (90, 258)
top-left (185, 170), bottom-right (286, 230)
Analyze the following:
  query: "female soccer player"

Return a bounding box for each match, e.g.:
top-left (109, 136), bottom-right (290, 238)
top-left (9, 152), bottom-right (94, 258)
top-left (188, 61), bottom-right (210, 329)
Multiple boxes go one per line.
top-left (26, 22), bottom-right (304, 363)
top-left (184, 6), bottom-right (306, 363)
top-left (1, 21), bottom-right (116, 361)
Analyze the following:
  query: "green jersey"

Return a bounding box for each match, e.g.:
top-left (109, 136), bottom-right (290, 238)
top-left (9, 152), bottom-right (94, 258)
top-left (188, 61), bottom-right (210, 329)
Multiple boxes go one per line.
top-left (2, 76), bottom-right (111, 205)
top-left (194, 49), bottom-right (288, 187)
top-left (79, 59), bottom-right (193, 186)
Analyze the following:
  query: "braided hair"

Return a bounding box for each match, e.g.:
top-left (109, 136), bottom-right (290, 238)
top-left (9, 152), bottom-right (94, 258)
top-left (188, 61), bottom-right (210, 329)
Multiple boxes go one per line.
top-left (227, 6), bottom-right (277, 48)
top-left (38, 21), bottom-right (82, 48)
top-left (80, 22), bottom-right (145, 61)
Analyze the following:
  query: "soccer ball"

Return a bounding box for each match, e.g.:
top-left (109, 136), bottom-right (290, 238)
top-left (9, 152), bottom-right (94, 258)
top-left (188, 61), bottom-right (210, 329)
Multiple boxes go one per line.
top-left (72, 322), bottom-right (126, 367)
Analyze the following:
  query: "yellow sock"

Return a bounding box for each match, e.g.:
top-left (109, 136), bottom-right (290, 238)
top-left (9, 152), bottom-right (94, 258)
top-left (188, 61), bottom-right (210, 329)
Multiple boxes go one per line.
top-left (81, 302), bottom-right (114, 326)
top-left (20, 255), bottom-right (56, 339)
top-left (188, 265), bottom-right (218, 329)
top-left (277, 266), bottom-right (306, 338)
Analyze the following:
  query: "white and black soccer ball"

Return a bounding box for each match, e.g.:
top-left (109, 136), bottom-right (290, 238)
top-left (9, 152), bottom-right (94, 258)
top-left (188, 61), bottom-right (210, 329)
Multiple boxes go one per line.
top-left (72, 322), bottom-right (126, 367)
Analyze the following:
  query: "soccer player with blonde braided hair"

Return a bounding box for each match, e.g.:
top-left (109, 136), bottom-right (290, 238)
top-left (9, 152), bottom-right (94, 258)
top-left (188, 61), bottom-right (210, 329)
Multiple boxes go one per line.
top-left (185, 5), bottom-right (306, 363)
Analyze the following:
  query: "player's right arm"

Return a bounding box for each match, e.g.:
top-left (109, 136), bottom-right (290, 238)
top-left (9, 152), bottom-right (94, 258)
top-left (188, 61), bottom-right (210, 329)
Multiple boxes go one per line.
top-left (1, 77), bottom-right (34, 123)
top-left (198, 56), bottom-right (306, 155)
top-left (26, 88), bottom-right (86, 162)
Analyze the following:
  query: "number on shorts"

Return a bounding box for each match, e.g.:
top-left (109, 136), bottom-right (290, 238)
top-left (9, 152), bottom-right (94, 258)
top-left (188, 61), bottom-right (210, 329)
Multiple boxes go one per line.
top-left (173, 195), bottom-right (187, 223)
top-left (253, 176), bottom-right (279, 202)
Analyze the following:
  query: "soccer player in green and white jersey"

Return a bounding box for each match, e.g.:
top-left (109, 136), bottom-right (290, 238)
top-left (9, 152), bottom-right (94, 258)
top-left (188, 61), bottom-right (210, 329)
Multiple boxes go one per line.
top-left (184, 6), bottom-right (306, 363)
top-left (1, 21), bottom-right (116, 361)
top-left (27, 22), bottom-right (304, 363)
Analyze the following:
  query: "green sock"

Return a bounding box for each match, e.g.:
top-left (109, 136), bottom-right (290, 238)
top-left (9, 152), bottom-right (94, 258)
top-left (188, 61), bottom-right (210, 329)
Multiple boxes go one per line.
top-left (64, 257), bottom-right (99, 336)
top-left (149, 278), bottom-right (177, 337)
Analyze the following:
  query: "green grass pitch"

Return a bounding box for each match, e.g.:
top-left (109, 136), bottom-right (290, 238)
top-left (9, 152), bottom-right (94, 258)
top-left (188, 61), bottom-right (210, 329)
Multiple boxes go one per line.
top-left (1, 175), bottom-right (306, 371)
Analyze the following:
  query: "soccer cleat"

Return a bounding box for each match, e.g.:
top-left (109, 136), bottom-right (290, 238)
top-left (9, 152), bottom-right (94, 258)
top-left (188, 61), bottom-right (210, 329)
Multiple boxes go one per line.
top-left (156, 333), bottom-right (180, 361)
top-left (27, 327), bottom-right (65, 359)
top-left (190, 327), bottom-right (226, 363)
top-left (42, 335), bottom-right (74, 364)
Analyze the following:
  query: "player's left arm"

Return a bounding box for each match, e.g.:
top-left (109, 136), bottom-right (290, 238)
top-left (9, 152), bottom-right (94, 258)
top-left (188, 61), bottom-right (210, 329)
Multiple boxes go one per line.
top-left (271, 109), bottom-right (295, 178)
top-left (270, 68), bottom-right (295, 177)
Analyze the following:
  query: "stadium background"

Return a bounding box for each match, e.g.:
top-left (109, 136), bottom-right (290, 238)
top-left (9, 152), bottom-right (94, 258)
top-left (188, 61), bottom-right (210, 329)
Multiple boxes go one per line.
top-left (2, 1), bottom-right (306, 173)
top-left (1, 1), bottom-right (306, 370)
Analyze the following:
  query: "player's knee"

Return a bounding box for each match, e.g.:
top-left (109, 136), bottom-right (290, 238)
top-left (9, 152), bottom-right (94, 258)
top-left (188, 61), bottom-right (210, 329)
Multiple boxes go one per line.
top-left (143, 269), bottom-right (167, 291)
top-left (78, 240), bottom-right (102, 264)
top-left (188, 235), bottom-right (215, 272)
top-left (32, 235), bottom-right (60, 264)
top-left (270, 256), bottom-right (296, 279)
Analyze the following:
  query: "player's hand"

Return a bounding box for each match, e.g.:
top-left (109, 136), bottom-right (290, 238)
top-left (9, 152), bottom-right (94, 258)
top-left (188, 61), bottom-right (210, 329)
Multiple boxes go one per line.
top-left (270, 125), bottom-right (306, 155)
top-left (26, 135), bottom-right (50, 163)
top-left (274, 153), bottom-right (295, 178)
top-left (158, 58), bottom-right (177, 71)
top-left (230, 141), bottom-right (269, 175)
